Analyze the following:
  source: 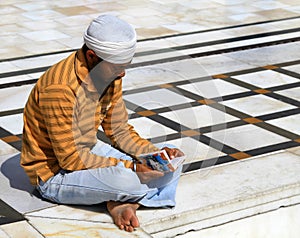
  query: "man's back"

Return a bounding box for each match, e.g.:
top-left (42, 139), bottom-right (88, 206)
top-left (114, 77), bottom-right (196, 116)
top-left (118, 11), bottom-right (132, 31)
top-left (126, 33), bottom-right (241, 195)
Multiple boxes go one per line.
top-left (21, 50), bottom-right (102, 184)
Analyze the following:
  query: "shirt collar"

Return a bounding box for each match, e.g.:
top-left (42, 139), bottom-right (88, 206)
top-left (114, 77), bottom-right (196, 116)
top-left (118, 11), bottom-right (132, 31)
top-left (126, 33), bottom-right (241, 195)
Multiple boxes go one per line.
top-left (75, 48), bottom-right (98, 93)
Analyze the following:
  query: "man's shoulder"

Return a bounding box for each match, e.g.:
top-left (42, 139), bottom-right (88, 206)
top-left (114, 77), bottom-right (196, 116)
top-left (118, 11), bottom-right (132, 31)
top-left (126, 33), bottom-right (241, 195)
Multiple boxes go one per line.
top-left (38, 51), bottom-right (79, 89)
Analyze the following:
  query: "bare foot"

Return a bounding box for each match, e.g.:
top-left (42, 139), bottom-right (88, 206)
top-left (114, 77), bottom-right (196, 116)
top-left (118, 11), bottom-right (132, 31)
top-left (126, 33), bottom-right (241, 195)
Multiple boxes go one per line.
top-left (107, 201), bottom-right (140, 232)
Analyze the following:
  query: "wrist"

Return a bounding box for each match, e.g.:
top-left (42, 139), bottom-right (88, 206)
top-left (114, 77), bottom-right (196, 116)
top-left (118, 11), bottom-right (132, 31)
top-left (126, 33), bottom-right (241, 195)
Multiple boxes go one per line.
top-left (131, 160), bottom-right (137, 172)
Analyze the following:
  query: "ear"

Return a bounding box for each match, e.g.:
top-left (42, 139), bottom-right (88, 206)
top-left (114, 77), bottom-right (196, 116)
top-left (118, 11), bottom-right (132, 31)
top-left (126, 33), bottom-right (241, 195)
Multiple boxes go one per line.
top-left (86, 50), bottom-right (99, 63)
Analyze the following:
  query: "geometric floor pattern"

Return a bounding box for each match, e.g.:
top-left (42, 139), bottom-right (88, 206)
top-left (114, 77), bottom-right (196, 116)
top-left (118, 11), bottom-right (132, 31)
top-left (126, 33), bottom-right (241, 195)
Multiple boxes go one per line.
top-left (1, 47), bottom-right (300, 174)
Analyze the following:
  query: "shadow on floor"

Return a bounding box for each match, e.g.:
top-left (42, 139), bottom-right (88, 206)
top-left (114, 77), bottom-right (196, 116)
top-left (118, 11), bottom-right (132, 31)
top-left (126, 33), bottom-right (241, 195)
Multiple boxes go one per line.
top-left (1, 153), bottom-right (40, 197)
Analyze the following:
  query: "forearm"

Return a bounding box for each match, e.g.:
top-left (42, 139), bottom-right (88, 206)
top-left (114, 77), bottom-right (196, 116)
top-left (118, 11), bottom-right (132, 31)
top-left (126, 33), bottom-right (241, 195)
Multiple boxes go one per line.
top-left (59, 148), bottom-right (133, 171)
top-left (105, 123), bottom-right (158, 157)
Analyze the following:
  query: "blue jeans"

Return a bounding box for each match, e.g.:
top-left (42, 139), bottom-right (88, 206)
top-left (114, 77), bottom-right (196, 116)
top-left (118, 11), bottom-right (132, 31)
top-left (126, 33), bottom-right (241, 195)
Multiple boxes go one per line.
top-left (37, 141), bottom-right (182, 207)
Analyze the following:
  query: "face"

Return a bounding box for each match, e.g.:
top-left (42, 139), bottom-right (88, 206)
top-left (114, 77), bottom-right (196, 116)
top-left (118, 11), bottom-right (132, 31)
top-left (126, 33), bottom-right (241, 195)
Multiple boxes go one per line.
top-left (86, 50), bottom-right (130, 96)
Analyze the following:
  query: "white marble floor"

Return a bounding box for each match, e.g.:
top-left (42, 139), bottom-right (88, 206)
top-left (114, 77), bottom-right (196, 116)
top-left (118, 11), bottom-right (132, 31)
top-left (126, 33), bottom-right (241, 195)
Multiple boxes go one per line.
top-left (0, 0), bottom-right (299, 237)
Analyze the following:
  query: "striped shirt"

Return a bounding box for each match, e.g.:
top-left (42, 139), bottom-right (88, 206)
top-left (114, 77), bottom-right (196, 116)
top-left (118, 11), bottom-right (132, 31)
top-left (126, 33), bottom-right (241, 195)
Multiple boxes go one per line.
top-left (21, 48), bottom-right (158, 185)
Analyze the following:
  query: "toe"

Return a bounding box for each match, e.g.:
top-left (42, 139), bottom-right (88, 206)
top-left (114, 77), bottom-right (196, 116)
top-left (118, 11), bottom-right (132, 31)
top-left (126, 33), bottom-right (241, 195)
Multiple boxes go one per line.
top-left (125, 225), bottom-right (134, 232)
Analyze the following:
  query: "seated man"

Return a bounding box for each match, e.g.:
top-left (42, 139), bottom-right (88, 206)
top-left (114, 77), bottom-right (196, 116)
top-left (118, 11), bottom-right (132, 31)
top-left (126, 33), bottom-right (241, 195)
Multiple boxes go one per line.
top-left (21, 14), bottom-right (184, 232)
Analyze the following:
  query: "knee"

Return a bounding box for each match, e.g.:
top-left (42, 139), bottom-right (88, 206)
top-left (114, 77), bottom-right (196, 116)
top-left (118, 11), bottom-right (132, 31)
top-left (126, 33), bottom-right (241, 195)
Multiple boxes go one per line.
top-left (93, 165), bottom-right (148, 194)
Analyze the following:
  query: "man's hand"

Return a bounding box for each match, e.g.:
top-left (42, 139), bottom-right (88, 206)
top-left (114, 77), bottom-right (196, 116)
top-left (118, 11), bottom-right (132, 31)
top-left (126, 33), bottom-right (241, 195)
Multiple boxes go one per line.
top-left (162, 147), bottom-right (184, 159)
top-left (134, 162), bottom-right (164, 184)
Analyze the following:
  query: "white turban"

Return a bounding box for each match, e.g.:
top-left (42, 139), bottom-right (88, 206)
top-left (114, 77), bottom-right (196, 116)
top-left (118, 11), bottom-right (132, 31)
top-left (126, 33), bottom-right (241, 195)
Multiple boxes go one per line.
top-left (83, 15), bottom-right (136, 64)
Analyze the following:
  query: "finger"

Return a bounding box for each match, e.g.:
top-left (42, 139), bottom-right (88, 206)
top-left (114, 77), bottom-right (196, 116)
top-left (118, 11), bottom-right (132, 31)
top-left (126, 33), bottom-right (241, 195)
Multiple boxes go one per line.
top-left (169, 148), bottom-right (184, 158)
top-left (163, 147), bottom-right (174, 159)
top-left (173, 149), bottom-right (182, 157)
top-left (169, 148), bottom-right (176, 159)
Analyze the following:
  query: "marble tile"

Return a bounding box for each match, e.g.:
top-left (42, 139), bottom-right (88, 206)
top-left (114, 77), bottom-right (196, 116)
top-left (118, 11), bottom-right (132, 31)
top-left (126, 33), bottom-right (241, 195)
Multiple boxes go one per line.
top-left (165, 31), bottom-right (232, 46)
top-left (138, 151), bottom-right (300, 235)
top-left (279, 0), bottom-right (300, 6)
top-left (211, 31), bottom-right (300, 52)
top-left (15, 2), bottom-right (55, 11)
top-left (0, 34), bottom-right (30, 49)
top-left (56, 24), bottom-right (87, 38)
top-left (177, 204), bottom-right (300, 238)
top-left (0, 113), bottom-right (23, 135)
top-left (0, 5), bottom-right (22, 15)
top-left (233, 70), bottom-right (299, 88)
top-left (17, 19), bottom-right (63, 31)
top-left (178, 79), bottom-right (249, 99)
top-left (216, 4), bottom-right (262, 15)
top-left (162, 22), bottom-right (206, 33)
top-left (0, 229), bottom-right (9, 238)
top-left (0, 13), bottom-right (29, 26)
top-left (135, 39), bottom-right (177, 53)
top-left (285, 5), bottom-right (300, 14)
top-left (0, 221), bottom-right (43, 238)
top-left (251, 0), bottom-right (289, 10)
top-left (145, 56), bottom-right (252, 82)
top-left (128, 117), bottom-right (177, 138)
top-left (127, 108), bottom-right (135, 115)
top-left (229, 13), bottom-right (269, 23)
top-left (121, 8), bottom-right (162, 17)
top-left (0, 74), bottom-right (32, 85)
top-left (21, 10), bottom-right (65, 21)
top-left (123, 88), bottom-right (194, 110)
top-left (28, 72), bottom-right (44, 79)
top-left (0, 141), bottom-right (19, 156)
top-left (55, 15), bottom-right (92, 27)
top-left (221, 94), bottom-right (296, 117)
top-left (206, 124), bottom-right (289, 151)
top-left (267, 114), bottom-right (300, 136)
top-left (53, 0), bottom-right (96, 8)
top-left (26, 203), bottom-right (112, 223)
top-left (0, 46), bottom-right (29, 61)
top-left (20, 29), bottom-right (70, 42)
top-left (180, 0), bottom-right (221, 10)
top-left (153, 1), bottom-right (193, 15)
top-left (85, 2), bottom-right (127, 14)
top-left (0, 62), bottom-right (22, 74)
top-left (0, 85), bottom-right (34, 112)
top-left (160, 105), bottom-right (238, 129)
top-left (0, 153), bottom-right (54, 213)
top-left (54, 6), bottom-right (95, 16)
top-left (27, 216), bottom-right (151, 238)
top-left (195, 55), bottom-right (254, 76)
top-left (274, 31), bottom-right (300, 41)
top-left (1, 0), bottom-right (297, 62)
top-left (10, 53), bottom-right (70, 70)
top-left (212, 0), bottom-right (247, 5)
top-left (222, 24), bottom-right (280, 37)
top-left (55, 36), bottom-right (84, 49)
top-left (287, 146), bottom-right (300, 156)
top-left (0, 24), bottom-right (28, 36)
top-left (225, 42), bottom-right (300, 67)
top-left (136, 26), bottom-right (178, 39)
top-left (276, 87), bottom-right (300, 102)
top-left (132, 49), bottom-right (184, 65)
top-left (123, 66), bottom-right (187, 91)
top-left (133, 45), bottom-right (219, 65)
top-left (155, 137), bottom-right (225, 164)
top-left (128, 15), bottom-right (173, 29)
top-left (283, 64), bottom-right (300, 75)
top-left (193, 12), bottom-right (238, 28)
top-left (267, 18), bottom-right (300, 30)
top-left (256, 8), bottom-right (299, 20)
